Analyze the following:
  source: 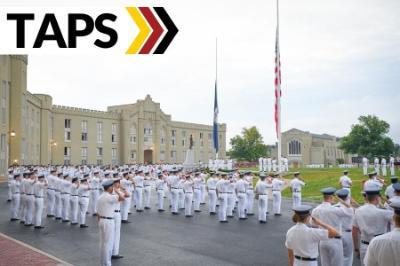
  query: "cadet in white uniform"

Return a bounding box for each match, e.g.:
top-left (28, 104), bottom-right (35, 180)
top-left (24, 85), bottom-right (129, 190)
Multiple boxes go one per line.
top-left (272, 158), bottom-right (277, 172)
top-left (61, 174), bottom-right (72, 223)
top-left (70, 177), bottom-right (80, 225)
top-left (272, 173), bottom-right (286, 216)
top-left (262, 157), bottom-right (268, 172)
top-left (312, 187), bottom-right (353, 266)
top-left (33, 174), bottom-right (47, 229)
top-left (286, 205), bottom-right (339, 266)
top-left (226, 175), bottom-right (236, 218)
top-left (258, 157), bottom-right (263, 172)
top-left (352, 185), bottom-right (394, 265)
top-left (46, 169), bottom-right (57, 218)
top-left (384, 176), bottom-right (398, 200)
top-left (381, 157), bottom-right (387, 177)
top-left (207, 172), bottom-right (218, 215)
top-left (112, 178), bottom-right (128, 260)
top-left (363, 172), bottom-right (384, 192)
top-left (183, 174), bottom-right (194, 217)
top-left (25, 172), bottom-right (36, 226)
top-left (193, 173), bottom-right (202, 212)
top-left (120, 172), bottom-right (132, 222)
top-left (7, 169), bottom-right (13, 202)
top-left (255, 173), bottom-right (271, 223)
top-left (290, 172), bottom-right (305, 208)
top-left (216, 173), bottom-right (230, 223)
top-left (134, 170), bottom-right (144, 212)
top-left (78, 176), bottom-right (90, 228)
top-left (169, 170), bottom-right (180, 215)
top-left (334, 189), bottom-right (355, 266)
top-left (267, 157), bottom-right (272, 172)
top-left (178, 173), bottom-right (185, 210)
top-left (339, 170), bottom-right (352, 199)
top-left (155, 173), bottom-right (166, 211)
top-left (364, 202), bottom-right (400, 266)
top-left (235, 172), bottom-right (247, 220)
top-left (90, 171), bottom-right (101, 216)
top-left (143, 172), bottom-right (152, 210)
top-left (10, 173), bottom-right (21, 221)
top-left (362, 157), bottom-right (369, 176)
top-left (97, 179), bottom-right (125, 266)
top-left (200, 173), bottom-right (207, 205)
top-left (389, 155), bottom-right (395, 176)
top-left (19, 173), bottom-right (28, 224)
top-left (374, 157), bottom-right (380, 175)
top-left (245, 172), bottom-right (255, 216)
top-left (54, 172), bottom-right (63, 220)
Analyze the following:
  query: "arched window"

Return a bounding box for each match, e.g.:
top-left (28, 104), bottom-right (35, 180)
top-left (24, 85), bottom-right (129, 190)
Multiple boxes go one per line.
top-left (288, 140), bottom-right (301, 155)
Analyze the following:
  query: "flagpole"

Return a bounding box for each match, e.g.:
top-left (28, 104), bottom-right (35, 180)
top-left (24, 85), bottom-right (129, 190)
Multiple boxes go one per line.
top-left (215, 38), bottom-right (219, 160)
top-left (276, 0), bottom-right (282, 173)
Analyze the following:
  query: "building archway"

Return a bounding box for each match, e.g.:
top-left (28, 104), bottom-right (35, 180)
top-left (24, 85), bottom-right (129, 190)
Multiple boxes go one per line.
top-left (144, 149), bottom-right (153, 164)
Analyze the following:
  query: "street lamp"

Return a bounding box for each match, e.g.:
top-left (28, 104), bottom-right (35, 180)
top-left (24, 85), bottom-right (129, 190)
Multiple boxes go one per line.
top-left (50, 140), bottom-right (57, 165)
top-left (9, 130), bottom-right (16, 137)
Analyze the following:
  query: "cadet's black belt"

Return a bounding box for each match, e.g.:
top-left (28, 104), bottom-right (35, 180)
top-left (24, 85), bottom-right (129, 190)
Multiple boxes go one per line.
top-left (208, 188), bottom-right (216, 190)
top-left (91, 188), bottom-right (100, 190)
top-left (258, 193), bottom-right (267, 195)
top-left (114, 210), bottom-right (120, 213)
top-left (62, 192), bottom-right (70, 195)
top-left (295, 256), bottom-right (316, 261)
top-left (344, 229), bottom-right (352, 232)
top-left (247, 188), bottom-right (253, 190)
top-left (185, 192), bottom-right (193, 194)
top-left (14, 192), bottom-right (20, 194)
top-left (334, 236), bottom-right (341, 239)
top-left (157, 189), bottom-right (164, 191)
top-left (136, 186), bottom-right (143, 188)
top-left (71, 195), bottom-right (79, 197)
top-left (81, 196), bottom-right (89, 198)
top-left (47, 188), bottom-right (55, 190)
top-left (238, 191), bottom-right (246, 193)
top-left (99, 216), bottom-right (113, 220)
top-left (361, 240), bottom-right (370, 245)
top-left (227, 192), bottom-right (233, 194)
top-left (342, 186), bottom-right (350, 188)
top-left (27, 194), bottom-right (34, 196)
top-left (171, 187), bottom-right (179, 189)
top-left (144, 185), bottom-right (150, 187)
top-left (35, 196), bottom-right (43, 198)
top-left (194, 188), bottom-right (200, 190)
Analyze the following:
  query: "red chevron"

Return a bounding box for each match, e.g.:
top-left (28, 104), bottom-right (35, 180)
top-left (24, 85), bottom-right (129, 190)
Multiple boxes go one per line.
top-left (138, 7), bottom-right (164, 54)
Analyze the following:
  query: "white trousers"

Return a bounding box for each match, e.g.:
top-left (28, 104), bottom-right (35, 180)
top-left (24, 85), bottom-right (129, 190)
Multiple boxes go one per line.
top-left (11, 194), bottom-right (20, 219)
top-left (184, 193), bottom-right (193, 216)
top-left (390, 166), bottom-right (395, 176)
top-left (363, 165), bottom-right (368, 175)
top-left (121, 196), bottom-right (131, 220)
top-left (47, 189), bottom-right (55, 216)
top-left (62, 194), bottom-right (70, 220)
top-left (19, 194), bottom-right (27, 221)
top-left (91, 190), bottom-right (99, 214)
top-left (292, 192), bottom-right (301, 208)
top-left (171, 189), bottom-right (179, 213)
top-left (34, 197), bottom-right (44, 226)
top-left (320, 239), bottom-right (344, 266)
top-left (99, 219), bottom-right (115, 266)
top-left (272, 191), bottom-right (282, 214)
top-left (218, 194), bottom-right (228, 221)
top-left (55, 192), bottom-right (62, 218)
top-left (381, 166), bottom-right (387, 176)
top-left (70, 196), bottom-right (79, 223)
top-left (258, 195), bottom-right (268, 221)
top-left (8, 183), bottom-right (12, 201)
top-left (156, 190), bottom-right (164, 210)
top-left (193, 189), bottom-right (201, 211)
top-left (342, 231), bottom-right (353, 266)
top-left (112, 212), bottom-right (121, 256)
top-left (246, 190), bottom-right (254, 214)
top-left (374, 166), bottom-right (380, 175)
top-left (143, 186), bottom-right (151, 208)
top-left (79, 197), bottom-right (89, 225)
top-left (25, 195), bottom-right (35, 224)
top-left (227, 193), bottom-right (235, 216)
top-left (178, 189), bottom-right (185, 209)
top-left (200, 185), bottom-right (206, 203)
top-left (135, 188), bottom-right (143, 210)
top-left (237, 192), bottom-right (247, 218)
top-left (208, 190), bottom-right (217, 213)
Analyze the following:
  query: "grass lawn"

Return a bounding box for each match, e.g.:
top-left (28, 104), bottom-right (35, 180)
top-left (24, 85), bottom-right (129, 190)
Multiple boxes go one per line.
top-left (240, 167), bottom-right (400, 204)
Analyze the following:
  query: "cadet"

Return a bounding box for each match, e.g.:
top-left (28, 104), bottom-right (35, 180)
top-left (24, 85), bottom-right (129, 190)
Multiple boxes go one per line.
top-left (285, 205), bottom-right (339, 266)
top-left (339, 170), bottom-right (352, 200)
top-left (245, 171), bottom-right (255, 216)
top-left (78, 176), bottom-right (90, 228)
top-left (389, 155), bottom-right (395, 176)
top-left (46, 169), bottom-right (57, 218)
top-left (178, 172), bottom-right (185, 210)
top-left (54, 172), bottom-right (63, 220)
top-left (290, 172), bottom-right (305, 208)
top-left (362, 157), bottom-right (368, 176)
top-left (61, 174), bottom-right (72, 223)
top-left (352, 184), bottom-right (393, 265)
top-left (235, 172), bottom-right (247, 220)
top-left (373, 157), bottom-right (380, 175)
top-left (143, 171), bottom-right (152, 210)
top-left (155, 172), bottom-right (166, 212)
top-left (90, 171), bottom-right (101, 216)
top-left (169, 170), bottom-right (180, 215)
top-left (112, 178), bottom-right (128, 260)
top-left (70, 177), bottom-right (80, 225)
top-left (33, 174), bottom-right (48, 229)
top-left (25, 172), bottom-right (36, 226)
top-left (183, 174), bottom-right (194, 217)
top-left (255, 172), bottom-right (271, 223)
top-left (133, 170), bottom-right (144, 212)
top-left (120, 172), bottom-right (132, 222)
top-left (364, 202), bottom-right (400, 266)
top-left (363, 172), bottom-right (384, 191)
top-left (216, 173), bottom-right (230, 223)
top-left (312, 187), bottom-right (353, 266)
top-left (97, 179), bottom-right (125, 266)
top-left (193, 172), bottom-right (202, 212)
top-left (384, 176), bottom-right (398, 200)
top-left (19, 172), bottom-right (28, 224)
top-left (381, 157), bottom-right (387, 176)
top-left (10, 173), bottom-right (21, 221)
top-left (334, 189), bottom-right (354, 266)
top-left (226, 174), bottom-right (236, 218)
top-left (200, 172), bottom-right (207, 205)
top-left (206, 172), bottom-right (218, 215)
top-left (7, 169), bottom-right (13, 202)
top-left (272, 172), bottom-right (286, 216)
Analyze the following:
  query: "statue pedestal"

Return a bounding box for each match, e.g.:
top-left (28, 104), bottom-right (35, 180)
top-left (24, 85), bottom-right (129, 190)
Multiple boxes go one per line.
top-left (183, 149), bottom-right (196, 171)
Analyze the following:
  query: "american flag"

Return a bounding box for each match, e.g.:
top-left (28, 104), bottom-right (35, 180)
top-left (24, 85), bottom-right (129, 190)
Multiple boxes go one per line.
top-left (274, 26), bottom-right (282, 138)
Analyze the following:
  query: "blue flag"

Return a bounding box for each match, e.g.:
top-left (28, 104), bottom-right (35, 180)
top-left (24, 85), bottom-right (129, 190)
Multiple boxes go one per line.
top-left (213, 80), bottom-right (219, 153)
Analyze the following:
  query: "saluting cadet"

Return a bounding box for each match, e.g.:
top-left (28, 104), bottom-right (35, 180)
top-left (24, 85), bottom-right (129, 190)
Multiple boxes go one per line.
top-left (226, 174), bottom-right (236, 218)
top-left (143, 171), bottom-right (152, 210)
top-left (352, 184), bottom-right (394, 265)
top-left (388, 183), bottom-right (400, 205)
top-left (90, 171), bottom-right (101, 216)
top-left (19, 172), bottom-right (28, 224)
top-left (120, 172), bottom-right (132, 222)
top-left (363, 172), bottom-right (384, 192)
top-left (374, 157), bottom-right (380, 175)
top-left (255, 172), bottom-right (271, 223)
top-left (381, 157), bottom-right (387, 177)
top-left (267, 157), bottom-right (272, 172)
top-left (193, 172), bottom-right (202, 212)
top-left (54, 172), bottom-right (63, 220)
top-left (245, 172), bottom-right (255, 216)
top-left (33, 174), bottom-right (47, 229)
top-left (334, 189), bottom-right (355, 266)
top-left (200, 172), bottom-right (207, 205)
top-left (312, 188), bottom-right (353, 266)
top-left (235, 172), bottom-right (247, 220)
top-left (61, 174), bottom-right (72, 223)
top-left (362, 157), bottom-right (369, 176)
top-left (10, 173), bottom-right (21, 221)
top-left (155, 172), bottom-right (166, 212)
top-left (272, 158), bottom-right (277, 172)
top-left (363, 201), bottom-right (400, 266)
top-left (78, 176), bottom-right (90, 228)
top-left (389, 155), bottom-right (395, 176)
top-left (46, 169), bottom-right (57, 218)
top-left (7, 169), bottom-right (14, 202)
top-left (178, 172), bottom-right (185, 210)
top-left (216, 173), bottom-right (230, 223)
top-left (112, 178), bottom-right (128, 260)
top-left (134, 170), bottom-right (144, 212)
top-left (339, 170), bottom-right (352, 200)
top-left (272, 173), bottom-right (286, 216)
top-left (70, 177), bottom-right (80, 225)
top-left (262, 157), bottom-right (268, 172)
top-left (258, 157), bottom-right (263, 172)
top-left (384, 176), bottom-right (398, 200)
top-left (286, 205), bottom-right (339, 266)
top-left (290, 172), bottom-right (305, 208)
top-left (183, 174), bottom-right (194, 217)
top-left (97, 179), bottom-right (125, 266)
top-left (25, 172), bottom-right (36, 226)
top-left (169, 170), bottom-right (180, 215)
top-left (207, 172), bottom-right (218, 215)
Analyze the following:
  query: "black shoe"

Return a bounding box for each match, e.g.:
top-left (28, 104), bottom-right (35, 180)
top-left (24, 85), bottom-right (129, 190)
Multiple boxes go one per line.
top-left (136, 209), bottom-right (143, 212)
top-left (185, 215), bottom-right (193, 217)
top-left (71, 223), bottom-right (78, 225)
top-left (227, 215), bottom-right (234, 218)
top-left (144, 207), bottom-right (151, 210)
top-left (259, 220), bottom-right (267, 224)
top-left (247, 213), bottom-right (254, 216)
top-left (34, 226), bottom-right (44, 229)
top-left (274, 213), bottom-right (282, 216)
top-left (62, 220), bottom-right (70, 223)
top-left (20, 221), bottom-right (25, 224)
top-left (86, 212), bottom-right (89, 214)
top-left (158, 209), bottom-right (165, 212)
top-left (121, 220), bottom-right (131, 224)
top-left (239, 217), bottom-right (247, 220)
top-left (7, 199), bottom-right (12, 202)
top-left (219, 220), bottom-right (228, 223)
top-left (128, 212), bottom-right (131, 215)
top-left (210, 212), bottom-right (216, 215)
top-left (47, 214), bottom-right (54, 218)
top-left (111, 255), bottom-right (124, 259)
top-left (200, 203), bottom-right (206, 205)
top-left (24, 224), bottom-right (33, 227)
top-left (92, 213), bottom-right (97, 217)
top-left (55, 217), bottom-right (62, 220)
top-left (172, 212), bottom-right (179, 215)
top-left (80, 224), bottom-right (89, 228)
top-left (10, 218), bottom-right (19, 221)
top-left (194, 210), bottom-right (201, 213)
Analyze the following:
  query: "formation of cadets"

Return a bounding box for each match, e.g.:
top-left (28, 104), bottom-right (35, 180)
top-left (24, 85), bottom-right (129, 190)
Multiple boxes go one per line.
top-left (362, 155), bottom-right (396, 176)
top-left (286, 169), bottom-right (400, 266)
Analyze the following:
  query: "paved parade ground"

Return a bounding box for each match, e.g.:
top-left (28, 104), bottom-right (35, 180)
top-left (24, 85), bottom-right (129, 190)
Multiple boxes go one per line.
top-left (0, 182), bottom-right (294, 266)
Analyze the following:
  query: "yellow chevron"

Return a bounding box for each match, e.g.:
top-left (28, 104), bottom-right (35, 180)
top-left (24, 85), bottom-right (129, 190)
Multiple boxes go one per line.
top-left (126, 7), bottom-right (151, 54)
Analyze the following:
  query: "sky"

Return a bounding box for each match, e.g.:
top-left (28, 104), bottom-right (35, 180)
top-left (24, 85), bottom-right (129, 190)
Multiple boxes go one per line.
top-left (3, 0), bottom-right (400, 146)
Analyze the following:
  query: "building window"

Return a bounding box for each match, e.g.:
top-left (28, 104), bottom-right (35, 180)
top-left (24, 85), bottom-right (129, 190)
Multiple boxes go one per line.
top-left (288, 140), bottom-right (302, 155)
top-left (81, 147), bottom-right (88, 159)
top-left (64, 131), bottom-right (71, 142)
top-left (1, 81), bottom-right (8, 125)
top-left (130, 124), bottom-right (136, 144)
top-left (81, 133), bottom-right (88, 142)
top-left (81, 120), bottom-right (88, 142)
top-left (97, 122), bottom-right (103, 143)
top-left (65, 119), bottom-right (71, 142)
top-left (144, 123), bottom-right (152, 145)
top-left (96, 159), bottom-right (102, 165)
top-left (112, 148), bottom-right (117, 159)
top-left (171, 130), bottom-right (176, 137)
top-left (130, 150), bottom-right (136, 160)
top-left (112, 123), bottom-right (117, 143)
top-left (64, 119), bottom-right (71, 129)
top-left (170, 151), bottom-right (176, 158)
top-left (161, 128), bottom-right (166, 145)
top-left (182, 139), bottom-right (186, 147)
top-left (160, 150), bottom-right (165, 161)
top-left (97, 147), bottom-right (103, 156)
top-left (171, 139), bottom-right (175, 146)
top-left (64, 147), bottom-right (71, 156)
top-left (0, 134), bottom-right (6, 174)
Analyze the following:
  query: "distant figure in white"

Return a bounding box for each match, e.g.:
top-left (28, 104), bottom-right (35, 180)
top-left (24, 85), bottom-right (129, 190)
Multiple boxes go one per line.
top-left (258, 157), bottom-right (263, 172)
top-left (362, 157), bottom-right (368, 176)
top-left (267, 157), bottom-right (272, 172)
top-left (381, 157), bottom-right (387, 177)
top-left (272, 158), bottom-right (277, 172)
top-left (390, 155), bottom-right (395, 176)
top-left (374, 157), bottom-right (380, 175)
top-left (262, 157), bottom-right (268, 172)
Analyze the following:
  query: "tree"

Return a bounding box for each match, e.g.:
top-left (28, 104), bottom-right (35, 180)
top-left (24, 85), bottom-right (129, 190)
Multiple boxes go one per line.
top-left (340, 115), bottom-right (395, 158)
top-left (228, 126), bottom-right (267, 161)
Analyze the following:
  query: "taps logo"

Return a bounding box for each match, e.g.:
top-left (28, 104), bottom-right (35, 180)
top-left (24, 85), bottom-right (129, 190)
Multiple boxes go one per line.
top-left (1, 7), bottom-right (179, 55)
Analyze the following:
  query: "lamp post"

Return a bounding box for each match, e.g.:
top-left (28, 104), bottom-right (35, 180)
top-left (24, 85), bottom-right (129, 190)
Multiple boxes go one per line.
top-left (50, 140), bottom-right (57, 165)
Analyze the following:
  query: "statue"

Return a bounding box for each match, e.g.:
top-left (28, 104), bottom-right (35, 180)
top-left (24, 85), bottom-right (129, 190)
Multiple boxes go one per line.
top-left (189, 134), bottom-right (194, 150)
top-left (184, 134), bottom-right (195, 170)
